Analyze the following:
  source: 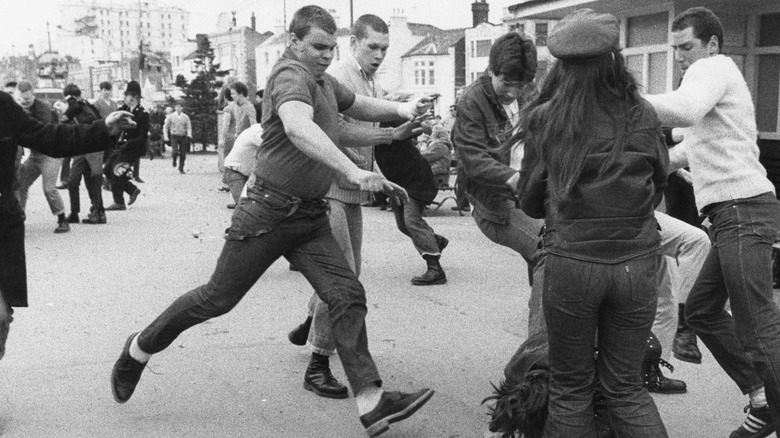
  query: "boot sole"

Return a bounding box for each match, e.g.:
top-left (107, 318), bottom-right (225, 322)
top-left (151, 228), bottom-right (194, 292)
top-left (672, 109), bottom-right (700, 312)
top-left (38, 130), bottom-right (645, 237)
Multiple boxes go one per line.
top-left (411, 278), bottom-right (447, 286)
top-left (303, 381), bottom-right (349, 399)
top-left (365, 389), bottom-right (435, 437)
top-left (673, 352), bottom-right (702, 364)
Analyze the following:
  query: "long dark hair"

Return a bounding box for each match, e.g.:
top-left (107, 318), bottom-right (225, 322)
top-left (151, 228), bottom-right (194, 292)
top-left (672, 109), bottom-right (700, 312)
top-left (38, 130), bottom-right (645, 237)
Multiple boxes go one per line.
top-left (521, 50), bottom-right (642, 202)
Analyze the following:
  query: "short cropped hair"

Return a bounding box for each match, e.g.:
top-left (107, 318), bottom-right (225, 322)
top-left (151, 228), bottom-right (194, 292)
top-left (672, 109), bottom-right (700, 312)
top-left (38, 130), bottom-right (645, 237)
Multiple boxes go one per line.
top-left (289, 5), bottom-right (336, 39)
top-left (672, 7), bottom-right (724, 52)
top-left (229, 81), bottom-right (249, 97)
top-left (16, 81), bottom-right (34, 93)
top-left (352, 14), bottom-right (388, 40)
top-left (63, 83), bottom-right (81, 97)
top-left (488, 32), bottom-right (537, 83)
top-left (99, 81), bottom-right (112, 91)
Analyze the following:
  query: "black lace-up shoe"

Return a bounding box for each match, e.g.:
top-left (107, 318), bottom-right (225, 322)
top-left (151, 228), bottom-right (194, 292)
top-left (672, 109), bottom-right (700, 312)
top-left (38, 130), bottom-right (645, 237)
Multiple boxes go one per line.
top-left (111, 333), bottom-right (147, 403)
top-left (360, 389), bottom-right (435, 437)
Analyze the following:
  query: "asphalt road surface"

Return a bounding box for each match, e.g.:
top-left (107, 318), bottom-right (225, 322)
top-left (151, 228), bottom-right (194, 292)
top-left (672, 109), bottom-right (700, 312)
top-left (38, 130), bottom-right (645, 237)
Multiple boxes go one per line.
top-left (1, 152), bottom-right (770, 437)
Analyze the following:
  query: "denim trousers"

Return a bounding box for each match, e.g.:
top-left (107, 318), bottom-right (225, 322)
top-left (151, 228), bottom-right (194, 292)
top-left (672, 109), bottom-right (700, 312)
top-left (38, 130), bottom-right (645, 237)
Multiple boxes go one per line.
top-left (390, 197), bottom-right (440, 256)
top-left (685, 192), bottom-right (780, 421)
top-left (543, 252), bottom-right (667, 438)
top-left (136, 181), bottom-right (381, 392)
top-left (17, 153), bottom-right (65, 216)
top-left (653, 212), bottom-right (710, 360)
top-left (307, 199), bottom-right (363, 355)
top-left (68, 155), bottom-right (104, 214)
top-left (223, 168), bottom-right (248, 205)
top-left (472, 206), bottom-right (546, 382)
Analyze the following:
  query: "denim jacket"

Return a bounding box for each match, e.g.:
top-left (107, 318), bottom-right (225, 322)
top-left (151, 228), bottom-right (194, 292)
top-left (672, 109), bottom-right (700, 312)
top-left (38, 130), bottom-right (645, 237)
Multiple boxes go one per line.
top-left (519, 99), bottom-right (669, 263)
top-left (451, 76), bottom-right (519, 224)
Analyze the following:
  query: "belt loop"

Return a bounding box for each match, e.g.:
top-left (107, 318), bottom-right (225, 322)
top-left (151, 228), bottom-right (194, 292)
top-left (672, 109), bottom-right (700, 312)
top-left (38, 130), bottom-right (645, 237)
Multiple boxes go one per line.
top-left (285, 198), bottom-right (301, 218)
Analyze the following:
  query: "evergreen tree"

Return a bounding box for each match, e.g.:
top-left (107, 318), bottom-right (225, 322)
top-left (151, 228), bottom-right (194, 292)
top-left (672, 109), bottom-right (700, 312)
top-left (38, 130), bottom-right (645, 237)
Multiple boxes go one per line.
top-left (178, 35), bottom-right (228, 149)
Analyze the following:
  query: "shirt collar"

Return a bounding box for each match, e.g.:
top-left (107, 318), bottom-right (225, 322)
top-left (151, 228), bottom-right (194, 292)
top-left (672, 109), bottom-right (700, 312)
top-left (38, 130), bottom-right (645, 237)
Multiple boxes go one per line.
top-left (346, 52), bottom-right (373, 82)
top-left (282, 46), bottom-right (325, 85)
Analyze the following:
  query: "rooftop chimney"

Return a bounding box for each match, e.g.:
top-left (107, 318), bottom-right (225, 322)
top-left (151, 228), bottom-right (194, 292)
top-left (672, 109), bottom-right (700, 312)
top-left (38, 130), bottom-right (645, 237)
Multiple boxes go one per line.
top-left (472, 0), bottom-right (489, 27)
top-left (251, 12), bottom-right (256, 31)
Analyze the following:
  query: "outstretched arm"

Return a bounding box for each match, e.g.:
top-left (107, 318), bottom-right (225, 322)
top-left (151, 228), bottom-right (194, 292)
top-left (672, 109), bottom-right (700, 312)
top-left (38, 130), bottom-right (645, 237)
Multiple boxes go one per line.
top-left (279, 100), bottom-right (409, 202)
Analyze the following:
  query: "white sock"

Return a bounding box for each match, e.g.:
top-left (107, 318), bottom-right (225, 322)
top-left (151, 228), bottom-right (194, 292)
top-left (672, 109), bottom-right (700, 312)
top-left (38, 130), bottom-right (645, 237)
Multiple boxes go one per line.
top-left (355, 386), bottom-right (383, 416)
top-left (750, 387), bottom-right (767, 408)
top-left (129, 334), bottom-right (152, 363)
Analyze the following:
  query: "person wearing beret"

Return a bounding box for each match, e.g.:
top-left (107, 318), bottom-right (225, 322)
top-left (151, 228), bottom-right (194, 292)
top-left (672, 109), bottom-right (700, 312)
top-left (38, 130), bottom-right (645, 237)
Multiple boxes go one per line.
top-left (646, 7), bottom-right (780, 438)
top-left (104, 81), bottom-right (149, 211)
top-left (518, 8), bottom-right (669, 436)
top-left (0, 90), bottom-right (135, 360)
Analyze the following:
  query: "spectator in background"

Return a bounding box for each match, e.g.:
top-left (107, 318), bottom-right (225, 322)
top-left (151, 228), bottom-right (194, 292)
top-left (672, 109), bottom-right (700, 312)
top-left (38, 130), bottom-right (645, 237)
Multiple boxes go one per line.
top-left (104, 81), bottom-right (149, 211)
top-left (218, 81), bottom-right (255, 191)
top-left (254, 89), bottom-right (263, 123)
top-left (163, 103), bottom-right (192, 174)
top-left (223, 123), bottom-right (263, 206)
top-left (60, 83), bottom-right (104, 225)
top-left (441, 104), bottom-right (456, 132)
top-left (13, 81), bottom-right (70, 233)
top-left (81, 81), bottom-right (117, 225)
top-left (421, 124), bottom-right (452, 188)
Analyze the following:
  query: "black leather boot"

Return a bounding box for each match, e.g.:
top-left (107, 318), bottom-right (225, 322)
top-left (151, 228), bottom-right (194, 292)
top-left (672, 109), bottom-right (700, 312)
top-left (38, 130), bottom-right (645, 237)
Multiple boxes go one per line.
top-left (287, 316), bottom-right (312, 346)
top-left (673, 303), bottom-right (702, 364)
top-left (303, 353), bottom-right (348, 399)
top-left (643, 332), bottom-right (687, 394)
top-left (411, 255), bottom-right (446, 286)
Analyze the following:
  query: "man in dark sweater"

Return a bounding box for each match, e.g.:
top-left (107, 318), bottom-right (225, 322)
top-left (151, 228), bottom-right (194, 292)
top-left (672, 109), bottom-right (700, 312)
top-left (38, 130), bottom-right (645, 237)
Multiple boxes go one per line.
top-left (0, 90), bottom-right (134, 360)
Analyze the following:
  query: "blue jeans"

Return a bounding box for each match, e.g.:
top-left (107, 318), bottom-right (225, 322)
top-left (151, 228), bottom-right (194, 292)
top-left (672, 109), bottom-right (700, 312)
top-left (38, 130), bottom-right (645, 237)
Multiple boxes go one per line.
top-left (136, 180), bottom-right (382, 392)
top-left (685, 192), bottom-right (780, 421)
top-left (17, 153), bottom-right (65, 216)
top-left (390, 197), bottom-right (440, 256)
top-left (308, 199), bottom-right (363, 355)
top-left (543, 253), bottom-right (667, 438)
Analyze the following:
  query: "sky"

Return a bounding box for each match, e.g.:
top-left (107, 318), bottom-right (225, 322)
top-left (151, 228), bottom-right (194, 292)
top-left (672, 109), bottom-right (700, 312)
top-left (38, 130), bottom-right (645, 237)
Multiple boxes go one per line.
top-left (0, 0), bottom-right (507, 57)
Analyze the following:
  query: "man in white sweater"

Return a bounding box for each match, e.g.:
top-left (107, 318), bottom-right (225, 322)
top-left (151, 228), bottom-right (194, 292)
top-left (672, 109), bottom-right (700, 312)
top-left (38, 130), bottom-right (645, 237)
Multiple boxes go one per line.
top-left (645, 8), bottom-right (780, 438)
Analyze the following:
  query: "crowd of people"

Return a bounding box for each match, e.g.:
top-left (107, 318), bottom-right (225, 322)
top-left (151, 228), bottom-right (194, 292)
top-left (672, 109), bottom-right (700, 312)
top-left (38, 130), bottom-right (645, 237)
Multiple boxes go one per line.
top-left (2, 4), bottom-right (780, 437)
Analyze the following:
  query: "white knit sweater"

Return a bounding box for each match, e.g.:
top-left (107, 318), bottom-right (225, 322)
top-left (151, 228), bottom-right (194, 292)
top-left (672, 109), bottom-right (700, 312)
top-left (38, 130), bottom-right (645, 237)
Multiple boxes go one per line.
top-left (645, 55), bottom-right (774, 211)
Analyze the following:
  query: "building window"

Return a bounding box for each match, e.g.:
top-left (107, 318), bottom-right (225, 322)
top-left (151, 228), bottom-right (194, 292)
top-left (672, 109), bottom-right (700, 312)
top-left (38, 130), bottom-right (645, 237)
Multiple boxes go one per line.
top-left (535, 23), bottom-right (548, 46)
top-left (626, 12), bottom-right (668, 47)
top-left (757, 55), bottom-right (779, 133)
top-left (475, 39), bottom-right (491, 57)
top-left (756, 12), bottom-right (780, 136)
top-left (470, 41), bottom-right (474, 58)
top-left (759, 13), bottom-right (780, 47)
top-left (415, 70), bottom-right (420, 85)
top-left (429, 69), bottom-right (435, 85)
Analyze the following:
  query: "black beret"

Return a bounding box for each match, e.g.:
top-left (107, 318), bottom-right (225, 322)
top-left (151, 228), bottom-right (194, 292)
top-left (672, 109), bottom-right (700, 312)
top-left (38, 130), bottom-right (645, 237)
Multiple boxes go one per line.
top-left (548, 9), bottom-right (619, 61)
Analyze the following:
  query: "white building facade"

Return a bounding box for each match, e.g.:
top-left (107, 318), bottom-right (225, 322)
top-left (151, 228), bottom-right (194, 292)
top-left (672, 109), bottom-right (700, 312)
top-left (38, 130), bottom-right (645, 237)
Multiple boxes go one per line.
top-left (57, 0), bottom-right (189, 62)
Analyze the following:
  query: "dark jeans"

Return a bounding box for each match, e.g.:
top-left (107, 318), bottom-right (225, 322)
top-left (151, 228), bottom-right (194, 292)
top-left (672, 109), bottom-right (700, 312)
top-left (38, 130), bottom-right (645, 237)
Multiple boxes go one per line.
top-left (685, 192), bottom-right (780, 422)
top-left (136, 180), bottom-right (382, 392)
top-left (68, 156), bottom-right (104, 214)
top-left (389, 197), bottom-right (440, 256)
top-left (171, 135), bottom-right (190, 171)
top-left (543, 252), bottom-right (667, 438)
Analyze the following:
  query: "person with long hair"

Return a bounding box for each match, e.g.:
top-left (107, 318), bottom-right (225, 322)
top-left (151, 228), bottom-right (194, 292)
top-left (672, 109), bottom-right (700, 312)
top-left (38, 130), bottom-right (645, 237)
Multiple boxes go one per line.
top-left (518, 9), bottom-right (669, 436)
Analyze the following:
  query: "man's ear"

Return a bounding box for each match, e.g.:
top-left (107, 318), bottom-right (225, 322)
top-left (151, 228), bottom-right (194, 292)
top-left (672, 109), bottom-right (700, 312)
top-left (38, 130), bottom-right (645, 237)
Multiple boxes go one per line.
top-left (707, 35), bottom-right (720, 55)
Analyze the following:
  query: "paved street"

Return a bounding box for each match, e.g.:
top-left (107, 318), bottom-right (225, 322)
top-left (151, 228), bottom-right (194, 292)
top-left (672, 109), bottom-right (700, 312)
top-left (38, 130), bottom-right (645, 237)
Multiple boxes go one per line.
top-left (1, 152), bottom-right (770, 437)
